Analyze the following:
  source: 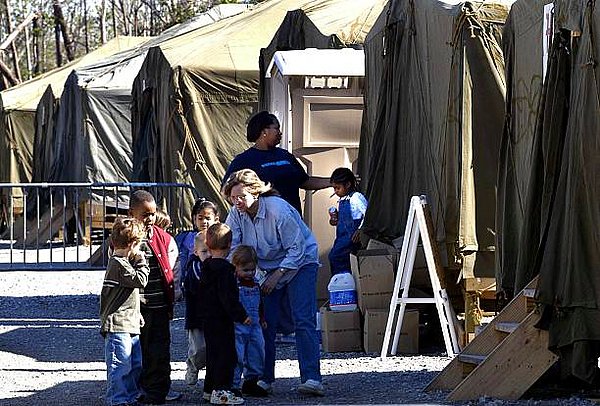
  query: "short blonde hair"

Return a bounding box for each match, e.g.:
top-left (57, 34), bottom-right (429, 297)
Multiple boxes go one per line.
top-left (194, 231), bottom-right (206, 249)
top-left (205, 223), bottom-right (232, 251)
top-left (111, 217), bottom-right (144, 249)
top-left (231, 245), bottom-right (257, 267)
top-left (221, 169), bottom-right (276, 200)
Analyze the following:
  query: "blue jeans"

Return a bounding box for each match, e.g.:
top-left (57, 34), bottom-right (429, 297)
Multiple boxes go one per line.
top-left (234, 285), bottom-right (265, 388)
top-left (262, 263), bottom-right (321, 384)
top-left (105, 332), bottom-right (142, 405)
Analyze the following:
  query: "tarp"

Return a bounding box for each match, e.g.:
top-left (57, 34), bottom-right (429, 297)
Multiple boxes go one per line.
top-left (499, 0), bottom-right (600, 383)
top-left (357, 0), bottom-right (513, 278)
top-left (0, 36), bottom-right (145, 185)
top-left (131, 0), bottom-right (386, 227)
top-left (38, 4), bottom-right (247, 185)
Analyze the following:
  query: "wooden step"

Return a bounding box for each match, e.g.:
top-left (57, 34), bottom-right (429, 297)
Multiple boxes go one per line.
top-left (458, 353), bottom-right (486, 365)
top-left (447, 311), bottom-right (558, 401)
top-left (425, 276), bottom-right (539, 393)
top-left (495, 322), bottom-right (519, 334)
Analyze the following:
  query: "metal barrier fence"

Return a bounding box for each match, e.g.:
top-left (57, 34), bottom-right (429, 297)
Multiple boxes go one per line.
top-left (0, 182), bottom-right (200, 270)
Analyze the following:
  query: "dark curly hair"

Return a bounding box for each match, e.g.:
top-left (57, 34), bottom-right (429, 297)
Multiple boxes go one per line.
top-left (246, 111), bottom-right (279, 142)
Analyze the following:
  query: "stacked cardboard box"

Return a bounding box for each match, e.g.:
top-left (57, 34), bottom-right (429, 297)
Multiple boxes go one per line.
top-left (350, 247), bottom-right (419, 354)
top-left (319, 304), bottom-right (362, 352)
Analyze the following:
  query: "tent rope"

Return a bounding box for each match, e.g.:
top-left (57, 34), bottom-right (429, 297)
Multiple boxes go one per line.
top-left (175, 100), bottom-right (206, 171)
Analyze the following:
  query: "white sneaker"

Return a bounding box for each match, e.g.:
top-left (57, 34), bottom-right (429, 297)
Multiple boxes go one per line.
top-left (209, 389), bottom-right (245, 405)
top-left (256, 380), bottom-right (273, 394)
top-left (297, 379), bottom-right (324, 396)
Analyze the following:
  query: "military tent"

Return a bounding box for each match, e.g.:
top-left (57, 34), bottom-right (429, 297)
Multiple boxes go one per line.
top-left (357, 0), bottom-right (514, 280)
top-left (39, 4), bottom-right (247, 185)
top-left (499, 0), bottom-right (600, 384)
top-left (495, 0), bottom-right (551, 297)
top-left (0, 36), bottom-right (145, 186)
top-left (131, 0), bottom-right (385, 226)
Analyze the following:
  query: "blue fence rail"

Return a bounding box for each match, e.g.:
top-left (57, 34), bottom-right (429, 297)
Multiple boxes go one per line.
top-left (0, 182), bottom-right (200, 270)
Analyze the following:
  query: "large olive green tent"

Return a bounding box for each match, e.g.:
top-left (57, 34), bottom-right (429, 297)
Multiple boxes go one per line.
top-left (498, 0), bottom-right (600, 384)
top-left (357, 0), bottom-right (513, 279)
top-left (37, 4), bottom-right (247, 185)
top-left (0, 36), bottom-right (145, 186)
top-left (131, 0), bottom-right (386, 225)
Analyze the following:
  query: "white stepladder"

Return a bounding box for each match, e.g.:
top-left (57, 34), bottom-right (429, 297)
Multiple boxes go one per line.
top-left (381, 195), bottom-right (460, 358)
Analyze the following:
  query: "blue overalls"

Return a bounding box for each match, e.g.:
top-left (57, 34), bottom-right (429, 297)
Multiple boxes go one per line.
top-left (328, 192), bottom-right (363, 275)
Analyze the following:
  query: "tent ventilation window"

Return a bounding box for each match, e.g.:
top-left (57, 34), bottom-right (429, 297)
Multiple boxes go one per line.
top-left (305, 76), bottom-right (349, 89)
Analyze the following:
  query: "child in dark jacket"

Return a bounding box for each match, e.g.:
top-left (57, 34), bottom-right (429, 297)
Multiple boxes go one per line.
top-left (100, 217), bottom-right (149, 406)
top-left (184, 231), bottom-right (210, 386)
top-left (199, 223), bottom-right (249, 405)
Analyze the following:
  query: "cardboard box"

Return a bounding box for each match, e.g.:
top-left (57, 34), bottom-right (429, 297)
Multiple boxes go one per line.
top-left (363, 308), bottom-right (419, 354)
top-left (319, 305), bottom-right (362, 353)
top-left (350, 249), bottom-right (395, 312)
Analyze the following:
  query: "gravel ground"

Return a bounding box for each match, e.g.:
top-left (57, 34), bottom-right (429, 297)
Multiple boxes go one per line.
top-left (0, 269), bottom-right (596, 405)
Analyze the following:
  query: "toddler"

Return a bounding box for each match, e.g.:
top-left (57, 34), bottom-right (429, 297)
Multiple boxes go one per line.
top-left (231, 246), bottom-right (269, 397)
top-left (328, 167), bottom-right (368, 275)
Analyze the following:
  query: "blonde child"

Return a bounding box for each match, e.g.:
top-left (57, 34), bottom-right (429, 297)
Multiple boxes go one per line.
top-left (100, 217), bottom-right (149, 406)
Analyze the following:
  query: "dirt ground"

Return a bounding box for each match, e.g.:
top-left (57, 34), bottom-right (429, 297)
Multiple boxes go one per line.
top-left (0, 269), bottom-right (596, 405)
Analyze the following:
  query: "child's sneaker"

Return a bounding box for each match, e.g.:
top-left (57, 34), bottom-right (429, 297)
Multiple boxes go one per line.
top-left (297, 379), bottom-right (324, 396)
top-left (255, 380), bottom-right (273, 394)
top-left (209, 390), bottom-right (244, 405)
top-left (185, 369), bottom-right (199, 386)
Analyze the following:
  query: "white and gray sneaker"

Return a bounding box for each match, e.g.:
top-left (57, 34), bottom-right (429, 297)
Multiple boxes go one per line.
top-left (297, 379), bottom-right (324, 396)
top-left (256, 380), bottom-right (273, 394)
top-left (209, 389), bottom-right (244, 405)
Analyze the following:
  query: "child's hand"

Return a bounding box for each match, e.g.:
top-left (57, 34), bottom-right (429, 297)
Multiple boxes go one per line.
top-left (243, 317), bottom-right (252, 325)
top-left (260, 320), bottom-right (268, 329)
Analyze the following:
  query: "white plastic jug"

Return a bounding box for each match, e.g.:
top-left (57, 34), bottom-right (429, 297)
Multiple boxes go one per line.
top-left (328, 272), bottom-right (357, 312)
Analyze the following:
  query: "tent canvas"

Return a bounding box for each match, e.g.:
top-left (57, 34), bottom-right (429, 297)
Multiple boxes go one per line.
top-left (0, 36), bottom-right (146, 186)
top-left (131, 0), bottom-right (385, 227)
top-left (36, 4), bottom-right (248, 185)
top-left (357, 0), bottom-right (513, 279)
top-left (499, 0), bottom-right (600, 384)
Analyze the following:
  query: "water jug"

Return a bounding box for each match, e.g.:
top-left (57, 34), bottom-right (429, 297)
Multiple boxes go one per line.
top-left (328, 272), bottom-right (357, 312)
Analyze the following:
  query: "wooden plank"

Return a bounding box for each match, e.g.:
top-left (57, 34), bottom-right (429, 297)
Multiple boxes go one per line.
top-left (458, 353), bottom-right (486, 365)
top-left (448, 311), bottom-right (558, 401)
top-left (464, 277), bottom-right (496, 292)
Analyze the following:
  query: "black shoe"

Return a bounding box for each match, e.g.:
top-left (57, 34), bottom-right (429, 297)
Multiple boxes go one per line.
top-left (137, 394), bottom-right (165, 405)
top-left (231, 388), bottom-right (243, 397)
top-left (242, 379), bottom-right (269, 397)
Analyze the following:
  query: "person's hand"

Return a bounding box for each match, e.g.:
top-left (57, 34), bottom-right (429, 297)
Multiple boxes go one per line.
top-left (261, 269), bottom-right (285, 295)
top-left (243, 317), bottom-right (252, 325)
top-left (260, 320), bottom-right (268, 329)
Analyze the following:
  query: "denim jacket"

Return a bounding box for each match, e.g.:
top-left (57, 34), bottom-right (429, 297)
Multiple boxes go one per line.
top-left (226, 195), bottom-right (319, 289)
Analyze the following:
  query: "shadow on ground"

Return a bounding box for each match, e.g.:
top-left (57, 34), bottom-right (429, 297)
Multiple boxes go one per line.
top-left (1, 371), bottom-right (445, 406)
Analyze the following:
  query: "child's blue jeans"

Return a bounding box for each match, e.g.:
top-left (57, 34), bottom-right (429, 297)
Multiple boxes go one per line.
top-left (104, 332), bottom-right (142, 405)
top-left (233, 285), bottom-right (265, 388)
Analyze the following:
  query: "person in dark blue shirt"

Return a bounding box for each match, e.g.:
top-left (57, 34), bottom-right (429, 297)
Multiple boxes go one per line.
top-left (222, 111), bottom-right (330, 214)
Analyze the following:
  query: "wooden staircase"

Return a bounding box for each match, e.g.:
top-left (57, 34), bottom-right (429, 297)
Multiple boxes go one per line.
top-left (425, 276), bottom-right (559, 400)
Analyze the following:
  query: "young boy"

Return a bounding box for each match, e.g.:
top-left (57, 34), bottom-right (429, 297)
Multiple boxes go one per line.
top-left (128, 190), bottom-right (181, 404)
top-left (230, 246), bottom-right (269, 397)
top-left (199, 223), bottom-right (249, 405)
top-left (184, 231), bottom-right (210, 386)
top-left (100, 217), bottom-right (149, 406)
